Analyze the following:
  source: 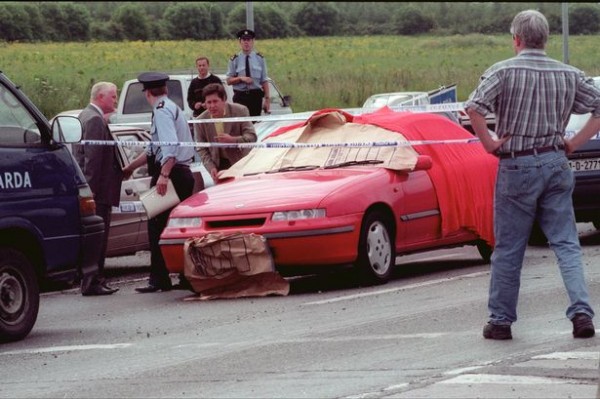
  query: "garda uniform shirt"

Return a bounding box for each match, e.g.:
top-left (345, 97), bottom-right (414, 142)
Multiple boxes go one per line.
top-left (227, 50), bottom-right (268, 91)
top-left (149, 95), bottom-right (195, 165)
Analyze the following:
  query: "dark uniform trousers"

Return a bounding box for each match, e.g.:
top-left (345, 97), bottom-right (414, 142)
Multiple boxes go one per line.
top-left (147, 163), bottom-right (194, 287)
top-left (233, 89), bottom-right (264, 117)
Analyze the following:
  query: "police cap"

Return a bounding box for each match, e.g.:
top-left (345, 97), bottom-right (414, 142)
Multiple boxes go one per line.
top-left (236, 29), bottom-right (255, 39)
top-left (137, 72), bottom-right (169, 91)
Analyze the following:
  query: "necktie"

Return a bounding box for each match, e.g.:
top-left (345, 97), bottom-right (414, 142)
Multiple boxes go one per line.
top-left (245, 55), bottom-right (251, 78)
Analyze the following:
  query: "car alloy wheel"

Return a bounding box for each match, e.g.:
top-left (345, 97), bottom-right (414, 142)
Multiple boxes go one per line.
top-left (356, 211), bottom-right (395, 284)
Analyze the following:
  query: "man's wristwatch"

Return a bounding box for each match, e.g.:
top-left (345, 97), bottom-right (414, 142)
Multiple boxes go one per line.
top-left (160, 172), bottom-right (169, 178)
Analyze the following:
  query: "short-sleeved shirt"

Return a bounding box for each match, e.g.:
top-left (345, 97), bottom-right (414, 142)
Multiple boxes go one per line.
top-left (148, 95), bottom-right (195, 165)
top-left (226, 50), bottom-right (268, 91)
top-left (465, 49), bottom-right (600, 153)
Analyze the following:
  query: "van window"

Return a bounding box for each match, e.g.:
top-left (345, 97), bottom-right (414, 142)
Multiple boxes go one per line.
top-left (0, 84), bottom-right (41, 144)
top-left (122, 81), bottom-right (184, 115)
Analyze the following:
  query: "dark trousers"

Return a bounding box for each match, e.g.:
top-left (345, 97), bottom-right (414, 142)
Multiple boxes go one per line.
top-left (81, 203), bottom-right (111, 292)
top-left (147, 164), bottom-right (194, 287)
top-left (233, 89), bottom-right (263, 117)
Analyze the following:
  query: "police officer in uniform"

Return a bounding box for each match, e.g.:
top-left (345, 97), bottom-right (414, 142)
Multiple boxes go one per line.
top-left (226, 29), bottom-right (270, 117)
top-left (123, 72), bottom-right (196, 293)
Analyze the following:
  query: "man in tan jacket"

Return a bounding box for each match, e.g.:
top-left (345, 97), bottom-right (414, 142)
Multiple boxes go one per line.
top-left (194, 83), bottom-right (257, 183)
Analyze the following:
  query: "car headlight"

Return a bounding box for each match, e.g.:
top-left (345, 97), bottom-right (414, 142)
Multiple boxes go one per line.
top-left (167, 217), bottom-right (202, 228)
top-left (272, 208), bottom-right (326, 221)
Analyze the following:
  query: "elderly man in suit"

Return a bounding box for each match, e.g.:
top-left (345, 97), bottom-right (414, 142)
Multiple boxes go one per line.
top-left (74, 81), bottom-right (123, 296)
top-left (194, 83), bottom-right (257, 182)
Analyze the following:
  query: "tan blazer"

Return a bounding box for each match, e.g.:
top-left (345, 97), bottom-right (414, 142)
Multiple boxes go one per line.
top-left (194, 102), bottom-right (257, 172)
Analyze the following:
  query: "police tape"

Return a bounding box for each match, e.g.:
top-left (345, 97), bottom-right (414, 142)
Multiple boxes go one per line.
top-left (108, 101), bottom-right (467, 127)
top-left (81, 137), bottom-right (481, 149)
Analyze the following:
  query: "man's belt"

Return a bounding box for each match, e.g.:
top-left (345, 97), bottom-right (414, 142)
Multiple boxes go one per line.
top-left (498, 145), bottom-right (565, 159)
top-left (234, 89), bottom-right (263, 95)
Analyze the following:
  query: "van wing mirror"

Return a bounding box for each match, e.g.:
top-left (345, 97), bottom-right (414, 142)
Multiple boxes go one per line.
top-left (52, 116), bottom-right (83, 143)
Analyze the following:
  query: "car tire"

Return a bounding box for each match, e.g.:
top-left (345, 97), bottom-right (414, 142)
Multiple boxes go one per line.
top-left (355, 211), bottom-right (395, 285)
top-left (0, 248), bottom-right (39, 343)
top-left (476, 240), bottom-right (492, 263)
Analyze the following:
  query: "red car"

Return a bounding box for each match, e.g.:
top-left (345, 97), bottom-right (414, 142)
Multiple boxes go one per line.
top-left (160, 109), bottom-right (498, 284)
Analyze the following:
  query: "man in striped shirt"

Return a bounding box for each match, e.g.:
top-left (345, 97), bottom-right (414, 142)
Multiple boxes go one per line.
top-left (466, 9), bottom-right (600, 340)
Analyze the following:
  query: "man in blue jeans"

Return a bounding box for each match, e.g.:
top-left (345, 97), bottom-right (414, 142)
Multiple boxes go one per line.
top-left (466, 9), bottom-right (600, 340)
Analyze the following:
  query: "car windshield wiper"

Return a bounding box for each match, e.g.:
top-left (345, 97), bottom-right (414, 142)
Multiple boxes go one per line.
top-left (323, 160), bottom-right (384, 169)
top-left (265, 165), bottom-right (321, 174)
top-left (244, 165), bottom-right (320, 176)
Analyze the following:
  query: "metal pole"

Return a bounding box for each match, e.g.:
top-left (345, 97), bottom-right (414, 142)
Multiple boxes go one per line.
top-left (246, 1), bottom-right (254, 31)
top-left (562, 2), bottom-right (569, 64)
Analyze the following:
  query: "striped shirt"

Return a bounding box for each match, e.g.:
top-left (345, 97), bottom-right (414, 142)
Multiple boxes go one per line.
top-left (465, 49), bottom-right (600, 153)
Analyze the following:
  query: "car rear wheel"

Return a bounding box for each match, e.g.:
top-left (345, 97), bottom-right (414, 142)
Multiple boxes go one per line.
top-left (0, 248), bottom-right (39, 343)
top-left (355, 211), bottom-right (395, 284)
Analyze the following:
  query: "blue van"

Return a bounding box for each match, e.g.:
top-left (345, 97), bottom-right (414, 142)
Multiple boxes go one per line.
top-left (0, 71), bottom-right (104, 342)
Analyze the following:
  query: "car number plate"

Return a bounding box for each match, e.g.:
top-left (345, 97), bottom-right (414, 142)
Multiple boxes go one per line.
top-left (119, 203), bottom-right (137, 213)
top-left (569, 158), bottom-right (600, 172)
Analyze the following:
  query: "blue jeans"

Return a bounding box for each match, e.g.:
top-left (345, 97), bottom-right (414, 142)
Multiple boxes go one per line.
top-left (488, 149), bottom-right (594, 324)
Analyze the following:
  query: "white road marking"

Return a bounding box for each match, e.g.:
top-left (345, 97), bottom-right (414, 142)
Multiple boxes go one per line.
top-left (440, 374), bottom-right (582, 385)
top-left (532, 351), bottom-right (600, 360)
top-left (0, 343), bottom-right (132, 356)
top-left (444, 365), bottom-right (488, 375)
top-left (396, 252), bottom-right (470, 264)
top-left (383, 383), bottom-right (410, 391)
top-left (303, 271), bottom-right (489, 306)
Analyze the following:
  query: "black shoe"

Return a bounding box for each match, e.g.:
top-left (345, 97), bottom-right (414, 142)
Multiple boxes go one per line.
top-left (483, 322), bottom-right (512, 340)
top-left (572, 313), bottom-right (595, 338)
top-left (82, 284), bottom-right (119, 296)
top-left (172, 281), bottom-right (193, 291)
top-left (135, 284), bottom-right (172, 293)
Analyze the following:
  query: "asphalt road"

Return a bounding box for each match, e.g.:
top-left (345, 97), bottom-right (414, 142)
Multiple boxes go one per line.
top-left (2, 224), bottom-right (600, 398)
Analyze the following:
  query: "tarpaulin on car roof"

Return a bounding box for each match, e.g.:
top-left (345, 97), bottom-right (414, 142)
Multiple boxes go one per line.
top-left (353, 107), bottom-right (497, 247)
top-left (220, 110), bottom-right (421, 178)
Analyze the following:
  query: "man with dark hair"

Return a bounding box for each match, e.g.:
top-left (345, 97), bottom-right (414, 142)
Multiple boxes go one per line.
top-left (226, 29), bottom-right (270, 117)
top-left (187, 56), bottom-right (223, 117)
top-left (466, 10), bottom-right (600, 340)
top-left (194, 83), bottom-right (257, 182)
top-left (124, 72), bottom-right (196, 293)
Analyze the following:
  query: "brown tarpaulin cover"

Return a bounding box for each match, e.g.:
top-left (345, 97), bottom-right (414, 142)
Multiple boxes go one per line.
top-left (183, 232), bottom-right (290, 300)
top-left (220, 110), bottom-right (421, 179)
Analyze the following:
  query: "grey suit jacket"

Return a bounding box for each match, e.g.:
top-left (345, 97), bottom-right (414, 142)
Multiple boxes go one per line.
top-left (194, 102), bottom-right (257, 172)
top-left (74, 104), bottom-right (123, 206)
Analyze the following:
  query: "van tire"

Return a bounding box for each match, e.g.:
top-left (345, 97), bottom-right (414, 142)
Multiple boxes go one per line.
top-left (0, 248), bottom-right (39, 343)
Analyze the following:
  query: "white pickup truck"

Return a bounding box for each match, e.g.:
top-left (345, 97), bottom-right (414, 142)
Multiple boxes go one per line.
top-left (109, 73), bottom-right (293, 129)
top-left (362, 84), bottom-right (458, 109)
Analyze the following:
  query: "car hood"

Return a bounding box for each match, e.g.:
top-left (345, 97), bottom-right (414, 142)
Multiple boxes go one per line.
top-left (171, 167), bottom-right (388, 217)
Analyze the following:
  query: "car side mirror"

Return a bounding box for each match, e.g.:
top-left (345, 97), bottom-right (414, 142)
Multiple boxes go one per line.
top-left (282, 95), bottom-right (292, 107)
top-left (51, 116), bottom-right (82, 143)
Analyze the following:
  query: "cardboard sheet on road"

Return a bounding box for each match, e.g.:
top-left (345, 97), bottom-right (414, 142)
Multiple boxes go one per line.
top-left (183, 232), bottom-right (289, 300)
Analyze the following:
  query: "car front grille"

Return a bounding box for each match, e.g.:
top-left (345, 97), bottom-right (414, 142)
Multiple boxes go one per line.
top-left (206, 218), bottom-right (266, 229)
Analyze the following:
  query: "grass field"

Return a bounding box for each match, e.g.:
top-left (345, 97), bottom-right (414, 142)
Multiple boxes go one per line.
top-left (2, 34), bottom-right (600, 118)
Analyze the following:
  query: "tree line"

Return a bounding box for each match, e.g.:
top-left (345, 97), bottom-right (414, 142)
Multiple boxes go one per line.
top-left (2, 2), bottom-right (600, 42)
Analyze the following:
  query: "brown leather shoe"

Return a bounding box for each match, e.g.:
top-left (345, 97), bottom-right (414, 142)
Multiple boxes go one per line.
top-left (483, 323), bottom-right (512, 340)
top-left (572, 313), bottom-right (595, 338)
